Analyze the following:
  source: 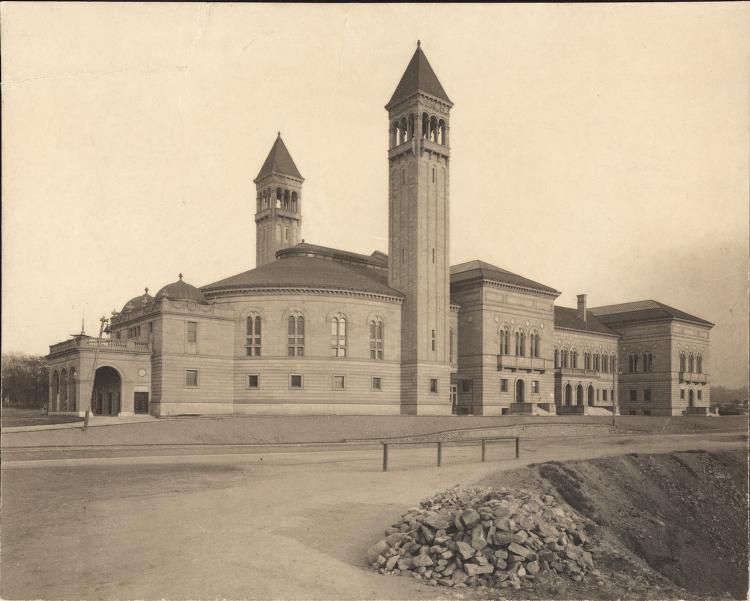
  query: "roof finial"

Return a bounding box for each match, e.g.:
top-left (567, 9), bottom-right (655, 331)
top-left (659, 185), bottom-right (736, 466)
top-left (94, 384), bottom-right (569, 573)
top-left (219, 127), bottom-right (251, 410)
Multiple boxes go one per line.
top-left (277, 131), bottom-right (281, 137)
top-left (145, 286), bottom-right (149, 295)
top-left (178, 273), bottom-right (183, 281)
top-left (81, 312), bottom-right (85, 336)
top-left (417, 39), bottom-right (421, 48)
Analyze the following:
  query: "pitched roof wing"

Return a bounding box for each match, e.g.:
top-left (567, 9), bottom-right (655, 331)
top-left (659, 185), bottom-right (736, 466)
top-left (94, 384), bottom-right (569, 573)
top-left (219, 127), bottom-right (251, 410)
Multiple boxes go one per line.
top-left (590, 300), bottom-right (714, 327)
top-left (554, 306), bottom-right (619, 336)
top-left (450, 260), bottom-right (560, 296)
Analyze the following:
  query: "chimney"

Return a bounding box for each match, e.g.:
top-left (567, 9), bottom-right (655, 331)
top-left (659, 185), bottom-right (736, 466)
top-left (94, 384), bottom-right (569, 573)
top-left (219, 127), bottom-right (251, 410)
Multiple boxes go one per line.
top-left (577, 294), bottom-right (587, 323)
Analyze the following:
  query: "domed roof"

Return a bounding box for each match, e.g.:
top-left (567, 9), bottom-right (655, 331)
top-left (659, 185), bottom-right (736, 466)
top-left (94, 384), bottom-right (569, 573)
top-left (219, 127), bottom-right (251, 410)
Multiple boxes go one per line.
top-left (155, 274), bottom-right (208, 304)
top-left (122, 288), bottom-right (154, 313)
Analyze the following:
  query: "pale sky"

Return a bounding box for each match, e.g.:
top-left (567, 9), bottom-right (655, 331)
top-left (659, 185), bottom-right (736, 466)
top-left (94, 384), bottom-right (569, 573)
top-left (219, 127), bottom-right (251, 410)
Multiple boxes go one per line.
top-left (2, 3), bottom-right (748, 387)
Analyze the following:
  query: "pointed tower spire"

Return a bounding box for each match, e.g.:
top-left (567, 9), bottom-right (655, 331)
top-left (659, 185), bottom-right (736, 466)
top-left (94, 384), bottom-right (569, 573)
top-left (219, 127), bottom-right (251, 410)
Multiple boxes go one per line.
top-left (253, 133), bottom-right (304, 267)
top-left (253, 133), bottom-right (303, 183)
top-left (386, 42), bottom-right (452, 110)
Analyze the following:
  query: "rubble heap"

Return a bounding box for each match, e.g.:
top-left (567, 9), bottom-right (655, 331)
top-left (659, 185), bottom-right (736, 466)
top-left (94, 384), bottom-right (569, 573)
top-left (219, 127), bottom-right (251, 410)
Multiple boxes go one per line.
top-left (367, 486), bottom-right (594, 590)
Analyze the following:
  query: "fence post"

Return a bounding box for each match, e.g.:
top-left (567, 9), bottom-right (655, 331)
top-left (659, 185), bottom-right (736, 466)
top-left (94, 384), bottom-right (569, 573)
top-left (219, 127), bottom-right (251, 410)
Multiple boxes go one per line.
top-left (437, 441), bottom-right (442, 467)
top-left (481, 439), bottom-right (486, 462)
top-left (515, 437), bottom-right (520, 459)
top-left (382, 443), bottom-right (389, 472)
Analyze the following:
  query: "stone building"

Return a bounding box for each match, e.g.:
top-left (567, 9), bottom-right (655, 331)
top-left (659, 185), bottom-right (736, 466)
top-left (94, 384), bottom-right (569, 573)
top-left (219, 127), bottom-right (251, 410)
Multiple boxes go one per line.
top-left (46, 43), bottom-right (713, 418)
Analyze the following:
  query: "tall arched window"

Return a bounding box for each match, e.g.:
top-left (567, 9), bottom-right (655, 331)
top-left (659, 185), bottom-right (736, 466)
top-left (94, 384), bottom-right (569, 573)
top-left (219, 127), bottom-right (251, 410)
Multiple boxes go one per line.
top-left (554, 348), bottom-right (560, 368)
top-left (584, 352), bottom-right (591, 370)
top-left (562, 349), bottom-right (569, 368)
top-left (529, 331), bottom-right (540, 358)
top-left (499, 327), bottom-right (510, 355)
top-left (370, 318), bottom-right (384, 360)
top-left (611, 355), bottom-right (616, 373)
top-left (69, 367), bottom-right (77, 412)
top-left (629, 353), bottom-right (639, 373)
top-left (688, 353), bottom-right (694, 373)
top-left (283, 189), bottom-right (290, 210)
top-left (515, 330), bottom-right (525, 356)
top-left (287, 314), bottom-right (304, 356)
top-left (291, 191), bottom-right (298, 212)
top-left (246, 314), bottom-right (261, 356)
top-left (602, 355), bottom-right (609, 373)
top-left (697, 354), bottom-right (703, 373)
top-left (571, 350), bottom-right (578, 369)
top-left (679, 351), bottom-right (686, 372)
top-left (565, 384), bottom-right (572, 406)
top-left (331, 316), bottom-right (347, 357)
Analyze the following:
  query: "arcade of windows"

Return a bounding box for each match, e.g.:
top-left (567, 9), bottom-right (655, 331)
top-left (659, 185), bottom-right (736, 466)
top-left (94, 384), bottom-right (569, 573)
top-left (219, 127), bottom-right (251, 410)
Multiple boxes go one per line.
top-left (554, 349), bottom-right (616, 372)
top-left (390, 112), bottom-right (449, 148)
top-left (257, 186), bottom-right (299, 213)
top-left (241, 313), bottom-right (387, 360)
top-left (498, 327), bottom-right (541, 358)
top-left (679, 351), bottom-right (703, 374)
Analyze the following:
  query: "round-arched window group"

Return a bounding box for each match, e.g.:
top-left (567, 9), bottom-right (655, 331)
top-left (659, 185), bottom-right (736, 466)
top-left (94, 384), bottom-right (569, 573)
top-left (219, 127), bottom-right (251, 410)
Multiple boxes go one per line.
top-left (390, 112), bottom-right (448, 148)
top-left (257, 187), bottom-right (299, 213)
top-left (49, 367), bottom-right (77, 412)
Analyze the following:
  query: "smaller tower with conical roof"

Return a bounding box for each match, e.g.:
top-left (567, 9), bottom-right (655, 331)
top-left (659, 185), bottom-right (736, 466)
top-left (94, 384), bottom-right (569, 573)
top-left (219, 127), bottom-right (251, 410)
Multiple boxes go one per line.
top-left (253, 132), bottom-right (304, 267)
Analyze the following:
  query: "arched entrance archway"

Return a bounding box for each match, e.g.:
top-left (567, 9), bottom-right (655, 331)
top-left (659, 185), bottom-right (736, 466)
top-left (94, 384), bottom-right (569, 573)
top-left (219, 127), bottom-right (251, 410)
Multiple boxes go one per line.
top-left (688, 389), bottom-right (694, 407)
top-left (587, 385), bottom-right (595, 406)
top-left (92, 366), bottom-right (121, 416)
top-left (564, 384), bottom-right (572, 406)
top-left (576, 385), bottom-right (584, 406)
top-left (515, 380), bottom-right (525, 404)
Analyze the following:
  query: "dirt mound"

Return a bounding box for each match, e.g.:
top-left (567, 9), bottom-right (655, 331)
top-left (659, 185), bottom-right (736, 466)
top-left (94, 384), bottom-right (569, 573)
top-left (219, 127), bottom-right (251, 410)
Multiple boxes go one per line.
top-left (481, 449), bottom-right (749, 600)
top-left (367, 486), bottom-right (594, 590)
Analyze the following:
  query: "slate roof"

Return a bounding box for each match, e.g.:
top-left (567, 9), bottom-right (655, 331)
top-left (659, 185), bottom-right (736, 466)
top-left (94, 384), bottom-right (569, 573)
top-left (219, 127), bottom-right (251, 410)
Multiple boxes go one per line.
top-left (122, 288), bottom-right (153, 313)
top-left (450, 260), bottom-right (560, 296)
top-left (254, 133), bottom-right (303, 182)
top-left (554, 306), bottom-right (619, 336)
top-left (590, 300), bottom-right (714, 327)
top-left (386, 43), bottom-right (452, 109)
top-left (202, 248), bottom-right (402, 299)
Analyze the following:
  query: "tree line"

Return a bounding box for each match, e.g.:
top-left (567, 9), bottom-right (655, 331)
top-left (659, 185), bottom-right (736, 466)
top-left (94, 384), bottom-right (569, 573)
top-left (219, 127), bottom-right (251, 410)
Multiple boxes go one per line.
top-left (1, 353), bottom-right (49, 409)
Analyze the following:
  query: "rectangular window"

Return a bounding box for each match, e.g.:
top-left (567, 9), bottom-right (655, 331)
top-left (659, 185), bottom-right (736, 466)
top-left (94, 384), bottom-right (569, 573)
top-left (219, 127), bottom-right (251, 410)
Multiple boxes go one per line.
top-left (247, 375), bottom-right (259, 389)
top-left (290, 374), bottom-right (303, 389)
top-left (644, 389), bottom-right (652, 402)
top-left (431, 329), bottom-right (436, 352)
top-left (532, 380), bottom-right (539, 394)
top-left (333, 375), bottom-right (345, 390)
top-left (372, 376), bottom-right (382, 391)
top-left (697, 390), bottom-right (702, 400)
top-left (430, 378), bottom-right (439, 394)
top-left (603, 389), bottom-right (608, 402)
top-left (500, 378), bottom-right (508, 393)
top-left (629, 389), bottom-right (637, 401)
top-left (643, 410), bottom-right (651, 416)
top-left (680, 389), bottom-right (685, 399)
top-left (186, 321), bottom-right (198, 343)
top-left (185, 370), bottom-right (198, 387)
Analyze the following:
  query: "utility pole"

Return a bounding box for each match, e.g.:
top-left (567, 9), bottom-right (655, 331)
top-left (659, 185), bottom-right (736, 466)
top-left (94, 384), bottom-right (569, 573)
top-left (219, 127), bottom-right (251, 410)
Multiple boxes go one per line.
top-left (83, 316), bottom-right (107, 430)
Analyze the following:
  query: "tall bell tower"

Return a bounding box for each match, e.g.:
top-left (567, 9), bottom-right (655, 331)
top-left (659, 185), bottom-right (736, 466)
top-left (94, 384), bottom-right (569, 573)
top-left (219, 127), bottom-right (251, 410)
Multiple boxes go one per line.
top-left (387, 42), bottom-right (453, 415)
top-left (254, 133), bottom-right (304, 267)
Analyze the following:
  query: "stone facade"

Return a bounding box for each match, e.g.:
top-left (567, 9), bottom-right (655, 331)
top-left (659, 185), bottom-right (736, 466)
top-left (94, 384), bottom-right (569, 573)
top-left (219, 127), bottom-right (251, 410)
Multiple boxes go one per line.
top-left (45, 44), bottom-right (714, 418)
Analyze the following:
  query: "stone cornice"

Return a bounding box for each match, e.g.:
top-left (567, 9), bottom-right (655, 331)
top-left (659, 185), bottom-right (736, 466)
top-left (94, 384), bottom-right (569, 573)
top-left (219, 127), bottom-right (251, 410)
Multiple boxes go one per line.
top-left (204, 286), bottom-right (404, 304)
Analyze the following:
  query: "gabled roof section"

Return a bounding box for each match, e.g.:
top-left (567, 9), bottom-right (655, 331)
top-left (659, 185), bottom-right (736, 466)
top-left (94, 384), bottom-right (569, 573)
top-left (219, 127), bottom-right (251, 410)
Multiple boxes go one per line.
top-left (386, 42), bottom-right (452, 109)
top-left (450, 260), bottom-right (560, 297)
top-left (254, 133), bottom-right (303, 182)
top-left (554, 306), bottom-right (619, 337)
top-left (590, 300), bottom-right (714, 327)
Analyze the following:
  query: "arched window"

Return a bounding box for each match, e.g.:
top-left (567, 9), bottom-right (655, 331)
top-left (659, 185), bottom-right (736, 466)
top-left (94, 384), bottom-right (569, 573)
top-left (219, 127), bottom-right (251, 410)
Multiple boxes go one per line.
top-left (499, 327), bottom-right (510, 355)
top-left (602, 355), bottom-right (609, 373)
top-left (400, 117), bottom-right (408, 143)
top-left (430, 116), bottom-right (438, 142)
top-left (529, 331), bottom-right (540, 358)
top-left (246, 314), bottom-right (261, 356)
top-left (584, 352), bottom-right (590, 370)
top-left (69, 367), bottom-right (77, 412)
top-left (697, 354), bottom-right (702, 374)
top-left (438, 119), bottom-right (446, 145)
top-left (562, 349), bottom-right (569, 368)
top-left (629, 353), bottom-right (639, 373)
top-left (611, 355), bottom-right (616, 373)
top-left (588, 385), bottom-right (595, 406)
top-left (679, 351), bottom-right (686, 372)
top-left (571, 350), bottom-right (578, 369)
top-left (331, 316), bottom-right (347, 357)
top-left (688, 353), bottom-right (694, 373)
top-left (554, 349), bottom-right (560, 368)
top-left (576, 385), bottom-right (584, 406)
top-left (408, 114), bottom-right (415, 140)
top-left (283, 189), bottom-right (290, 210)
top-left (287, 314), bottom-right (304, 356)
top-left (370, 318), bottom-right (384, 360)
top-left (565, 384), bottom-right (572, 406)
top-left (515, 330), bottom-right (525, 356)
top-left (291, 191), bottom-right (298, 213)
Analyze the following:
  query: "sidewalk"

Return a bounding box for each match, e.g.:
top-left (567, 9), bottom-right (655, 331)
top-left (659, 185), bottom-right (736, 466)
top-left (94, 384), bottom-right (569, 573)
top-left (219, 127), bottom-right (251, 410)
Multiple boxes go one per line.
top-left (2, 414), bottom-right (158, 433)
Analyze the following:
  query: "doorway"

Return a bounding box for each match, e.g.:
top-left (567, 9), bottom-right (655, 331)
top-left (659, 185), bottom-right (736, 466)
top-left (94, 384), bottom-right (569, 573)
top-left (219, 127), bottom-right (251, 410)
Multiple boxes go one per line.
top-left (515, 380), bottom-right (525, 404)
top-left (92, 366), bottom-right (121, 416)
top-left (134, 391), bottom-right (150, 415)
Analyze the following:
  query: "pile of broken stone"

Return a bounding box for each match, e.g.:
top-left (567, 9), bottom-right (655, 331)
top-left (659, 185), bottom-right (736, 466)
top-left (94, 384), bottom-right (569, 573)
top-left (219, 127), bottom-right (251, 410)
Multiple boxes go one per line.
top-left (367, 485), bottom-right (594, 589)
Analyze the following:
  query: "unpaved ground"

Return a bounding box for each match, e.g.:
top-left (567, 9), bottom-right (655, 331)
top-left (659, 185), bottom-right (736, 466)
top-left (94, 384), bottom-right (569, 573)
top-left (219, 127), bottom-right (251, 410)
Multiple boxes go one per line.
top-left (1, 429), bottom-right (747, 600)
top-left (477, 449), bottom-right (749, 600)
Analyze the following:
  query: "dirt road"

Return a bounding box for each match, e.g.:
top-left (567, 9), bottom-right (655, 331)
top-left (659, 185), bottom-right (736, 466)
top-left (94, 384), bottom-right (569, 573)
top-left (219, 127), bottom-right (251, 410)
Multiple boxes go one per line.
top-left (1, 430), bottom-right (746, 599)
